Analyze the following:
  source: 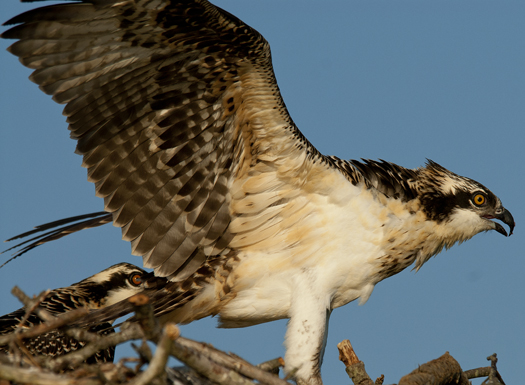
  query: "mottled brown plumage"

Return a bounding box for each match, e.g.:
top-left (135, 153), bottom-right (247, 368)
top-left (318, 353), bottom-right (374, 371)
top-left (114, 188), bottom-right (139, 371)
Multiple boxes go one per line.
top-left (0, 263), bottom-right (148, 365)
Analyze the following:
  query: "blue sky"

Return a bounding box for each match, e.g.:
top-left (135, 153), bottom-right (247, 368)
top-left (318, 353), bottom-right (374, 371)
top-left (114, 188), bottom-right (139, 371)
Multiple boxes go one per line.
top-left (1, 1), bottom-right (524, 384)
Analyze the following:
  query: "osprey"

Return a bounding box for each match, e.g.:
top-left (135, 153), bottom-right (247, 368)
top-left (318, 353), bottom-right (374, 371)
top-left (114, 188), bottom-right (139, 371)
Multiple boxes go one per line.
top-left (2, 1), bottom-right (514, 384)
top-left (0, 262), bottom-right (147, 365)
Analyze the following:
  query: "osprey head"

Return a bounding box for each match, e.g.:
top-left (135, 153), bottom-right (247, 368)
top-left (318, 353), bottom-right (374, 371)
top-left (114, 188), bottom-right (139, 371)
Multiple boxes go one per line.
top-left (75, 262), bottom-right (149, 308)
top-left (418, 160), bottom-right (514, 238)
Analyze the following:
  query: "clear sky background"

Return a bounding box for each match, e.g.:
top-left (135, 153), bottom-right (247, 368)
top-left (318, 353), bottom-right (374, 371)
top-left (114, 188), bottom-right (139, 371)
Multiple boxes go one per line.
top-left (1, 1), bottom-right (524, 384)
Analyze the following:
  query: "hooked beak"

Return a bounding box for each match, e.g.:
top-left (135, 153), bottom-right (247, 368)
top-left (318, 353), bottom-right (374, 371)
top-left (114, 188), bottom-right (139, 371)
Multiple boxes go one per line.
top-left (486, 207), bottom-right (515, 237)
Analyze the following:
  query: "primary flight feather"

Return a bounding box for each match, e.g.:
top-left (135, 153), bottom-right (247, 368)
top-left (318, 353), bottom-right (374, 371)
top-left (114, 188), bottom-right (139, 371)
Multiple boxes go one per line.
top-left (2, 1), bottom-right (514, 384)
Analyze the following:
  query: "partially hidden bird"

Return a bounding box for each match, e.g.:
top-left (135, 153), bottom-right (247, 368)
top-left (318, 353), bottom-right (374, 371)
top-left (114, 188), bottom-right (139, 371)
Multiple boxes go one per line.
top-left (0, 262), bottom-right (148, 365)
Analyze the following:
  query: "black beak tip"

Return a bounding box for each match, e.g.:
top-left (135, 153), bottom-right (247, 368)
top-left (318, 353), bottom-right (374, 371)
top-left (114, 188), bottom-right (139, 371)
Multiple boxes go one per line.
top-left (494, 208), bottom-right (515, 237)
top-left (494, 222), bottom-right (508, 237)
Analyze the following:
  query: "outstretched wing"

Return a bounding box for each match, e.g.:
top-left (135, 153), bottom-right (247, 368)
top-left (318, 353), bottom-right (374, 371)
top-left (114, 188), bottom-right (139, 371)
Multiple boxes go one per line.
top-left (3, 0), bottom-right (343, 280)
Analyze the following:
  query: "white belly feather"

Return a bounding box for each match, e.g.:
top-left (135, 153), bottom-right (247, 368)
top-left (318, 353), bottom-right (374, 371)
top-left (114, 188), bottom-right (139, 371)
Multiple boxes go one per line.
top-left (219, 171), bottom-right (394, 327)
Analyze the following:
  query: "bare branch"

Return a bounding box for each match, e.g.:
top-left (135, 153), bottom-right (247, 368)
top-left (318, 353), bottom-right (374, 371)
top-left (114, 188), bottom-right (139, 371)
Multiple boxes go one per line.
top-left (464, 367), bottom-right (491, 379)
top-left (337, 339), bottom-right (375, 385)
top-left (169, 337), bottom-right (261, 385)
top-left (0, 362), bottom-right (100, 385)
top-left (42, 295), bottom-right (161, 372)
top-left (0, 308), bottom-right (89, 348)
top-left (11, 286), bottom-right (54, 322)
top-left (129, 294), bottom-right (161, 342)
top-left (176, 338), bottom-right (289, 385)
top-left (131, 339), bottom-right (154, 370)
top-left (486, 353), bottom-right (506, 385)
top-left (45, 322), bottom-right (145, 372)
top-left (0, 287), bottom-right (508, 385)
top-left (257, 357), bottom-right (284, 375)
top-left (129, 323), bottom-right (180, 385)
top-left (398, 352), bottom-right (470, 385)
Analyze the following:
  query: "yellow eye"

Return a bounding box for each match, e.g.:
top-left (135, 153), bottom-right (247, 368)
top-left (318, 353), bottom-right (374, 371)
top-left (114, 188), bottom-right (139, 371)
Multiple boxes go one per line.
top-left (472, 193), bottom-right (486, 206)
top-left (129, 273), bottom-right (143, 286)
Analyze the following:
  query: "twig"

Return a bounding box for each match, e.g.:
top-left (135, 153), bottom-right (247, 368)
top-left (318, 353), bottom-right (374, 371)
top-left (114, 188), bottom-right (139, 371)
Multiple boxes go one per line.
top-left (337, 339), bottom-right (375, 385)
top-left (13, 288), bottom-right (51, 329)
top-left (129, 323), bottom-right (180, 385)
top-left (487, 353), bottom-right (506, 385)
top-left (2, 286), bottom-right (289, 385)
top-left (257, 357), bottom-right (284, 375)
top-left (169, 338), bottom-right (258, 385)
top-left (129, 294), bottom-right (160, 342)
top-left (0, 362), bottom-right (99, 385)
top-left (11, 339), bottom-right (42, 368)
top-left (176, 337), bottom-right (289, 385)
top-left (45, 322), bottom-right (145, 372)
top-left (63, 325), bottom-right (108, 345)
top-left (0, 308), bottom-right (89, 347)
top-left (1, 286), bottom-right (89, 354)
top-left (398, 352), bottom-right (470, 385)
top-left (11, 286), bottom-right (54, 322)
top-left (131, 339), bottom-right (154, 371)
top-left (463, 367), bottom-right (491, 379)
top-left (45, 295), bottom-right (160, 372)
top-left (166, 366), bottom-right (217, 385)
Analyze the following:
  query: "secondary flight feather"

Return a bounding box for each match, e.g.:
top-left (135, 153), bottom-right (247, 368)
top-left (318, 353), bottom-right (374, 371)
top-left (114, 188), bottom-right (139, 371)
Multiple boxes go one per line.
top-left (2, 1), bottom-right (514, 384)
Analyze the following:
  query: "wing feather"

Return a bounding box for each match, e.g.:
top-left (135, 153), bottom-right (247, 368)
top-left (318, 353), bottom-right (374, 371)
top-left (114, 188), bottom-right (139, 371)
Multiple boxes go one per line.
top-left (3, 0), bottom-right (338, 280)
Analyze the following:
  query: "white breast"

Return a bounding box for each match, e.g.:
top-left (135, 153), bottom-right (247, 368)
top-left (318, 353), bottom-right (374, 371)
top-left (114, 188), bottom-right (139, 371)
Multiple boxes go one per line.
top-left (218, 173), bottom-right (394, 327)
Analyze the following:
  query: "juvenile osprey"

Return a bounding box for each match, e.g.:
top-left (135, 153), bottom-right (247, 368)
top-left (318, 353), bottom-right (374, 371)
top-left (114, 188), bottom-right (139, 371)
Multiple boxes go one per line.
top-left (2, 1), bottom-right (514, 384)
top-left (0, 262), bottom-right (147, 364)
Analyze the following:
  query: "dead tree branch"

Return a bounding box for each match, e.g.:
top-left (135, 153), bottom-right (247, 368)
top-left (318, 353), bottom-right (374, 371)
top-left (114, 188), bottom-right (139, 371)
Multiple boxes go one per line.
top-left (337, 339), bottom-right (378, 385)
top-left (463, 367), bottom-right (491, 379)
top-left (128, 323), bottom-right (179, 385)
top-left (0, 308), bottom-right (89, 348)
top-left (46, 323), bottom-right (145, 372)
top-left (11, 286), bottom-right (53, 322)
top-left (0, 286), bottom-right (510, 385)
top-left (176, 338), bottom-right (288, 385)
top-left (0, 362), bottom-right (100, 385)
top-left (168, 338), bottom-right (259, 385)
top-left (398, 352), bottom-right (470, 385)
top-left (257, 357), bottom-right (285, 375)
